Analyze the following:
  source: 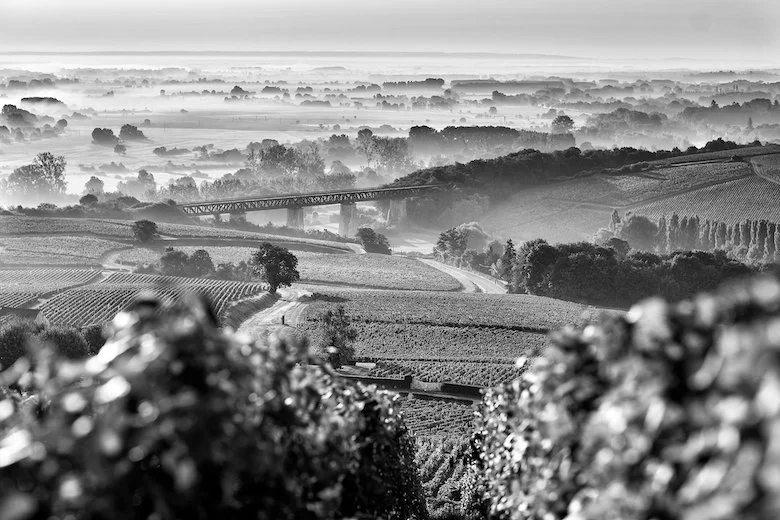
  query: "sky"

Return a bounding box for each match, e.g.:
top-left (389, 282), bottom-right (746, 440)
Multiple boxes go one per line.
top-left (1, 0), bottom-right (778, 62)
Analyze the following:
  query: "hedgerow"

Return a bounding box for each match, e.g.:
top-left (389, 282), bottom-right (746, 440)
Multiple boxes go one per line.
top-left (0, 296), bottom-right (427, 520)
top-left (473, 275), bottom-right (780, 519)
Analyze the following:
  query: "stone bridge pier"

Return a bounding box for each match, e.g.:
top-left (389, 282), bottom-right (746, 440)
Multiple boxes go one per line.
top-left (339, 202), bottom-right (357, 237)
top-left (286, 207), bottom-right (305, 230)
top-left (385, 198), bottom-right (408, 227)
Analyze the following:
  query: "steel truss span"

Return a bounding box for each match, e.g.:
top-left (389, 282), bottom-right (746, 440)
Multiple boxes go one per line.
top-left (179, 185), bottom-right (438, 216)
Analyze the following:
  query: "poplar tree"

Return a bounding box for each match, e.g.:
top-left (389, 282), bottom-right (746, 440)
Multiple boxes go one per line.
top-left (700, 220), bottom-right (711, 250)
top-left (765, 223), bottom-right (776, 261)
top-left (657, 216), bottom-right (668, 253)
top-left (716, 222), bottom-right (728, 249)
top-left (669, 213), bottom-right (680, 251)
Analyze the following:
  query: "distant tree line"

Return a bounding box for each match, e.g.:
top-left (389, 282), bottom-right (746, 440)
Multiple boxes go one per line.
top-left (433, 223), bottom-right (776, 308)
top-left (507, 240), bottom-right (763, 308)
top-left (137, 243), bottom-right (300, 293)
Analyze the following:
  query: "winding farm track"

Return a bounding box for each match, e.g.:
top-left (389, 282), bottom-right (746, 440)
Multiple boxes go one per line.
top-left (750, 152), bottom-right (780, 186)
top-left (417, 259), bottom-right (506, 294)
top-left (236, 288), bottom-right (310, 339)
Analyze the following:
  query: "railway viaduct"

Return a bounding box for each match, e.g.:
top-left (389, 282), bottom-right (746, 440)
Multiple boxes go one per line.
top-left (179, 185), bottom-right (437, 237)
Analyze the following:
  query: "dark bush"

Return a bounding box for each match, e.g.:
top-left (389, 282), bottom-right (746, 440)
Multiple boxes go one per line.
top-left (474, 275), bottom-right (780, 519)
top-left (0, 297), bottom-right (427, 519)
top-left (0, 322), bottom-right (36, 369)
top-left (79, 324), bottom-right (106, 355)
top-left (36, 327), bottom-right (90, 360)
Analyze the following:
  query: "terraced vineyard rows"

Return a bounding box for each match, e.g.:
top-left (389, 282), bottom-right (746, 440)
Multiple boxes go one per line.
top-left (41, 273), bottom-right (266, 326)
top-left (631, 176), bottom-right (780, 224)
top-left (0, 269), bottom-right (101, 293)
top-left (415, 437), bottom-right (472, 519)
top-left (399, 397), bottom-right (475, 439)
top-left (0, 292), bottom-right (37, 308)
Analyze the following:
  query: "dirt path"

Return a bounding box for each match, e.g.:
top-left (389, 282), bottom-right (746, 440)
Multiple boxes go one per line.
top-left (237, 288), bottom-right (311, 339)
top-left (750, 153), bottom-right (780, 186)
top-left (418, 259), bottom-right (506, 294)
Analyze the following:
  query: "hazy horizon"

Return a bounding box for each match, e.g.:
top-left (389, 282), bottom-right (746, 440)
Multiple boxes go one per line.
top-left (2, 0), bottom-right (778, 66)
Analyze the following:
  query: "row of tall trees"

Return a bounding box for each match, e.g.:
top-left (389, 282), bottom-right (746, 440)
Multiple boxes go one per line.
top-left (599, 211), bottom-right (780, 264)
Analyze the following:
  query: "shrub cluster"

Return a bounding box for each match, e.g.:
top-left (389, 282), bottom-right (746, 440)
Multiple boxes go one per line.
top-left (473, 275), bottom-right (780, 519)
top-left (0, 296), bottom-right (427, 519)
top-left (0, 322), bottom-right (102, 369)
top-left (509, 239), bottom-right (761, 308)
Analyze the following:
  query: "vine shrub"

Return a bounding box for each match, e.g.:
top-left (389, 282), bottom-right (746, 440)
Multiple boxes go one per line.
top-left (0, 296), bottom-right (427, 520)
top-left (473, 275), bottom-right (780, 520)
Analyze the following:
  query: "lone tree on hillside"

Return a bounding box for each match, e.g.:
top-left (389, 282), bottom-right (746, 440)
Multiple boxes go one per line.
top-left (355, 228), bottom-right (391, 255)
top-left (249, 243), bottom-right (300, 293)
top-left (3, 152), bottom-right (67, 195)
top-left (551, 114), bottom-right (575, 134)
top-left (132, 220), bottom-right (158, 243)
top-left (319, 306), bottom-right (358, 368)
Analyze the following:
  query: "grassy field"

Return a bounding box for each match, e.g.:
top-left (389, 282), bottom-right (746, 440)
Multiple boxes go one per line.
top-left (117, 248), bottom-right (460, 291)
top-left (297, 253), bottom-right (461, 291)
top-left (0, 216), bottom-right (356, 252)
top-left (117, 245), bottom-right (259, 265)
top-left (0, 236), bottom-right (127, 266)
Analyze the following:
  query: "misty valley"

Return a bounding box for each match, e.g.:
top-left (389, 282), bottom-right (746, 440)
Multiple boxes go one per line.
top-left (2, 45), bottom-right (780, 520)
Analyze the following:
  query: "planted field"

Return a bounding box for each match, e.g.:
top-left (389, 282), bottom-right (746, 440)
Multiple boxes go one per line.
top-left (480, 196), bottom-right (611, 243)
top-left (307, 322), bottom-right (547, 360)
top-left (657, 144), bottom-right (780, 165)
top-left (0, 292), bottom-right (37, 308)
top-left (297, 253), bottom-right (461, 291)
top-left (543, 162), bottom-right (752, 207)
top-left (0, 268), bottom-right (101, 309)
top-left (415, 436), bottom-right (472, 519)
top-left (301, 289), bottom-right (592, 330)
top-left (751, 154), bottom-right (780, 184)
top-left (399, 397), bottom-right (475, 439)
top-left (0, 236), bottom-right (127, 265)
top-left (0, 269), bottom-right (100, 295)
top-left (631, 175), bottom-right (780, 224)
top-left (41, 273), bottom-right (266, 326)
top-left (368, 359), bottom-right (524, 387)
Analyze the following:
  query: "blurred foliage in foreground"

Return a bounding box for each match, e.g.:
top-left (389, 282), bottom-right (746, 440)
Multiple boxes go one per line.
top-left (0, 296), bottom-right (427, 520)
top-left (472, 274), bottom-right (780, 520)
